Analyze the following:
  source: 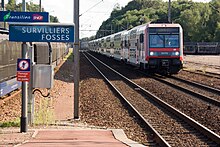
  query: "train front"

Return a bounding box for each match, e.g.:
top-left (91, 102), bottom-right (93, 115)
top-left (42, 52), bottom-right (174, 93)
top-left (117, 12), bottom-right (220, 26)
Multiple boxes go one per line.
top-left (146, 23), bottom-right (183, 74)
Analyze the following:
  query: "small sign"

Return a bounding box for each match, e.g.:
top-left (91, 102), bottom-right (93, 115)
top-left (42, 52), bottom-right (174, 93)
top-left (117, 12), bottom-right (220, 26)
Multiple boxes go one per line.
top-left (17, 59), bottom-right (30, 82)
top-left (0, 11), bottom-right (49, 22)
top-left (17, 72), bottom-right (30, 82)
top-left (9, 23), bottom-right (75, 42)
top-left (17, 59), bottom-right (30, 72)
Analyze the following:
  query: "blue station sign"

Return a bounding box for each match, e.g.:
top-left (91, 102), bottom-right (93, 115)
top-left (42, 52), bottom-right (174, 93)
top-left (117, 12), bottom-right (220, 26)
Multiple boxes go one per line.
top-left (0, 11), bottom-right (49, 22)
top-left (9, 23), bottom-right (75, 42)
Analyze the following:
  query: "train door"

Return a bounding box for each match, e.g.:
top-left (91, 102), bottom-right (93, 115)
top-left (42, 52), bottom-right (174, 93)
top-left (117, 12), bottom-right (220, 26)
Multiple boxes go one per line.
top-left (139, 33), bottom-right (144, 62)
top-left (137, 33), bottom-right (145, 65)
top-left (137, 37), bottom-right (140, 64)
top-left (128, 29), bottom-right (138, 65)
top-left (122, 32), bottom-right (129, 62)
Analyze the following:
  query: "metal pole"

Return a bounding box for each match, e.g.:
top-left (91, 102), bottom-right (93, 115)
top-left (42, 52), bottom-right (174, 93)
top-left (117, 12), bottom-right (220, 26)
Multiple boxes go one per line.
top-left (21, 43), bottom-right (28, 132)
top-left (1, 0), bottom-right (4, 9)
top-left (20, 0), bottom-right (28, 133)
top-left (2, 0), bottom-right (6, 29)
top-left (73, 0), bottom-right (80, 119)
top-left (28, 44), bottom-right (34, 125)
top-left (22, 0), bottom-right (26, 11)
top-left (39, 0), bottom-right (42, 12)
top-left (168, 0), bottom-right (171, 23)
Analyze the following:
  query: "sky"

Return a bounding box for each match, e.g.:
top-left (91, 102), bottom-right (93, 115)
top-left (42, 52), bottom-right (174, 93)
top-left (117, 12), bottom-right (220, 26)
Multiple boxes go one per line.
top-left (6, 0), bottom-right (211, 38)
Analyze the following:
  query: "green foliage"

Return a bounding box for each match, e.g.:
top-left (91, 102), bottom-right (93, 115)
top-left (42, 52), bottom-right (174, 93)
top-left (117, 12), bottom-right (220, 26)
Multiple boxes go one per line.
top-left (92, 0), bottom-right (219, 42)
top-left (50, 16), bottom-right (59, 23)
top-left (0, 121), bottom-right (19, 127)
top-left (0, 118), bottom-right (20, 128)
top-left (5, 1), bottom-right (59, 23)
top-left (34, 98), bottom-right (55, 126)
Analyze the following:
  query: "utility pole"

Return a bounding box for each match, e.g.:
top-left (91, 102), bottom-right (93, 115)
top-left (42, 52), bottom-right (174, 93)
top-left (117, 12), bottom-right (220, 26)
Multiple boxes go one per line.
top-left (1, 0), bottom-right (6, 29)
top-left (22, 0), bottom-right (26, 12)
top-left (20, 0), bottom-right (28, 133)
top-left (168, 0), bottom-right (171, 23)
top-left (39, 0), bottom-right (42, 12)
top-left (1, 0), bottom-right (4, 10)
top-left (73, 0), bottom-right (80, 119)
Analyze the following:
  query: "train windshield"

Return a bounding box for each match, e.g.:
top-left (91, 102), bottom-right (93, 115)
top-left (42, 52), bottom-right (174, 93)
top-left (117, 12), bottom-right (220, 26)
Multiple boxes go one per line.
top-left (149, 34), bottom-right (179, 48)
top-left (149, 27), bottom-right (180, 48)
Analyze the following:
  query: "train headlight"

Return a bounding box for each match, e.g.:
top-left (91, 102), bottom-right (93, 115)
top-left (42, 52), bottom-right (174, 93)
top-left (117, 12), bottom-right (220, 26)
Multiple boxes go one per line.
top-left (150, 52), bottom-right (154, 56)
top-left (175, 52), bottom-right (179, 56)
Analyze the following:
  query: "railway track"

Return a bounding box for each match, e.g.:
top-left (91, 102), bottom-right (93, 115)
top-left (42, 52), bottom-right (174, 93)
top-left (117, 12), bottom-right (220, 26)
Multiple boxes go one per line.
top-left (84, 52), bottom-right (220, 146)
top-left (182, 69), bottom-right (220, 79)
top-left (184, 61), bottom-right (220, 70)
top-left (145, 74), bottom-right (220, 107)
top-left (170, 75), bottom-right (220, 95)
top-left (0, 89), bottom-right (21, 105)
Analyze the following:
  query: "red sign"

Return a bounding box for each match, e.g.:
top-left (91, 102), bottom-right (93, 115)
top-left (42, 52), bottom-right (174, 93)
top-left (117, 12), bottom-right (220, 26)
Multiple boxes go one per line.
top-left (17, 72), bottom-right (30, 82)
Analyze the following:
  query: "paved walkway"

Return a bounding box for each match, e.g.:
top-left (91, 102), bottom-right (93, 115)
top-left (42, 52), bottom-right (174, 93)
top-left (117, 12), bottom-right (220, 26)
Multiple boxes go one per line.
top-left (16, 129), bottom-right (145, 147)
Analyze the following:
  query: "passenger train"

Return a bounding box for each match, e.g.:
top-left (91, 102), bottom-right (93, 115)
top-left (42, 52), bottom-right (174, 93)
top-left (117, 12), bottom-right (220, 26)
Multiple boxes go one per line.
top-left (88, 22), bottom-right (183, 74)
top-left (184, 42), bottom-right (220, 55)
top-left (0, 29), bottom-right (69, 97)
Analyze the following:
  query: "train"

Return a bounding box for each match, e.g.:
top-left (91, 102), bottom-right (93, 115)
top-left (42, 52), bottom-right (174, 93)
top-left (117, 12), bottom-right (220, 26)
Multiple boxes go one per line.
top-left (0, 29), bottom-right (69, 97)
top-left (88, 22), bottom-right (184, 74)
top-left (184, 42), bottom-right (220, 55)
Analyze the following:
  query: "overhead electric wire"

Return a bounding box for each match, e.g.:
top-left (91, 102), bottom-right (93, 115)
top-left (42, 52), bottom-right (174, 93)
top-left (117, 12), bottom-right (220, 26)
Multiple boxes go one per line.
top-left (79, 0), bottom-right (104, 17)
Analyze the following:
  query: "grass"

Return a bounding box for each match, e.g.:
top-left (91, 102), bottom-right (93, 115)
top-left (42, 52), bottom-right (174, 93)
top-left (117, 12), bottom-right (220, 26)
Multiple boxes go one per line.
top-left (0, 118), bottom-right (20, 128)
top-left (34, 98), bottom-right (55, 126)
top-left (64, 51), bottom-right (73, 61)
top-left (0, 98), bottom-right (55, 128)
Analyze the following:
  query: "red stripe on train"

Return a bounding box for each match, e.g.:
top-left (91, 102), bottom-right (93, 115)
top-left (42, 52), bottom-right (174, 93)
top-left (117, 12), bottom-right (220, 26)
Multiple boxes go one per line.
top-left (150, 48), bottom-right (180, 52)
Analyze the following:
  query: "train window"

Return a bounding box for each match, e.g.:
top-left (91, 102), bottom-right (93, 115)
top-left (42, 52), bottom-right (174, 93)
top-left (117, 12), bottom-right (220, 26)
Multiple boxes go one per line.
top-left (124, 40), bottom-right (127, 47)
top-left (140, 34), bottom-right (144, 43)
top-left (165, 35), bottom-right (179, 48)
top-left (121, 41), bottom-right (123, 47)
top-left (149, 35), bottom-right (164, 48)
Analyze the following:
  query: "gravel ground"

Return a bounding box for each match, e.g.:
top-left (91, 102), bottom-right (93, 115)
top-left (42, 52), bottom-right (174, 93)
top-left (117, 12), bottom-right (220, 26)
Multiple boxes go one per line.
top-left (89, 52), bottom-right (220, 136)
top-left (176, 70), bottom-right (220, 89)
top-left (79, 54), bottom-right (151, 145)
top-left (87, 54), bottom-right (213, 146)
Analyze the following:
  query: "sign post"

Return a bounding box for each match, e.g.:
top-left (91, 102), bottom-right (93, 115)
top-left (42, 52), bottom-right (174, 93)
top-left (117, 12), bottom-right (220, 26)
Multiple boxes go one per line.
top-left (20, 43), bottom-right (28, 132)
top-left (73, 0), bottom-right (80, 119)
top-left (9, 23), bottom-right (74, 132)
top-left (21, 0), bottom-right (27, 133)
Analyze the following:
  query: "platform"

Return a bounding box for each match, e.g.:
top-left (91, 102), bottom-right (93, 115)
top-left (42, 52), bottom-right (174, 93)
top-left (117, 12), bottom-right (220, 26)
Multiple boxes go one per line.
top-left (15, 129), bottom-right (145, 147)
top-left (183, 55), bottom-right (220, 74)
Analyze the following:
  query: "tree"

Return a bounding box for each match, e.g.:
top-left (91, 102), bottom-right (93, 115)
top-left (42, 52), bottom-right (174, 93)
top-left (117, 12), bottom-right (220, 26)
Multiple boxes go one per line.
top-left (6, 0), bottom-right (16, 11)
top-left (94, 0), bottom-right (216, 42)
top-left (5, 1), bottom-right (59, 23)
top-left (208, 0), bottom-right (220, 41)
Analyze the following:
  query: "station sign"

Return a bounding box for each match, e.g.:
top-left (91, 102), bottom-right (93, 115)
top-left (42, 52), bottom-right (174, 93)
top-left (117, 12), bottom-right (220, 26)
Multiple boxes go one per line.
top-left (0, 11), bottom-right (49, 22)
top-left (17, 59), bottom-right (31, 82)
top-left (9, 23), bottom-right (75, 42)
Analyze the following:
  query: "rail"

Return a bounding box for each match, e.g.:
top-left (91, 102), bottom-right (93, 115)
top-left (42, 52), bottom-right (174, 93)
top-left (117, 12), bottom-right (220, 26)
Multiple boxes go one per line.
top-left (84, 52), bottom-right (220, 145)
